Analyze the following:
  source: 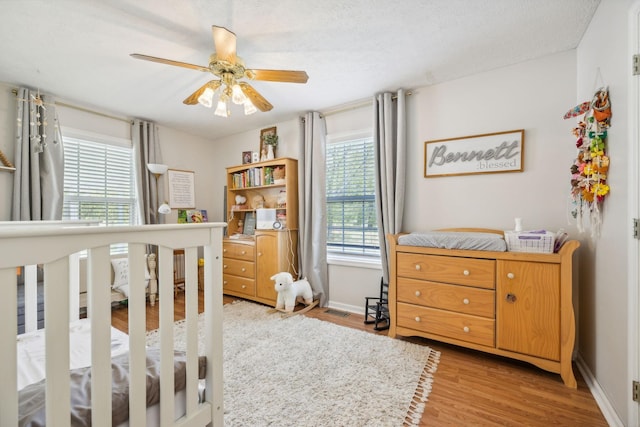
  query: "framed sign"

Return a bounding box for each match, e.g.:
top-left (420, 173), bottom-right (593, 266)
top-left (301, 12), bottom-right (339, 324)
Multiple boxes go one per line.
top-left (424, 129), bottom-right (524, 178)
top-left (168, 169), bottom-right (195, 208)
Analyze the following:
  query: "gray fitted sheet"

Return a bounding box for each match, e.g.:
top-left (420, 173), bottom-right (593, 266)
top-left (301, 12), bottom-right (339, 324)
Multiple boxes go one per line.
top-left (397, 231), bottom-right (507, 251)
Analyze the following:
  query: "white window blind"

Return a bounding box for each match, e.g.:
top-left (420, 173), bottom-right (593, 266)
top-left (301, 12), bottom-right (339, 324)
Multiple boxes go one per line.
top-left (63, 135), bottom-right (137, 229)
top-left (326, 136), bottom-right (379, 256)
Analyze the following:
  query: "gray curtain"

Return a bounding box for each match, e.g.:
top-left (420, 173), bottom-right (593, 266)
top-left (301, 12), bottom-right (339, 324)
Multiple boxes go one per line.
top-left (132, 119), bottom-right (163, 225)
top-left (373, 90), bottom-right (407, 284)
top-left (298, 112), bottom-right (329, 306)
top-left (12, 88), bottom-right (64, 221)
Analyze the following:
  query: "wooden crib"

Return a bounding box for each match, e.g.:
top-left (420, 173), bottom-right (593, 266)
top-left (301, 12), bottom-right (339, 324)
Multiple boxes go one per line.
top-left (0, 221), bottom-right (225, 426)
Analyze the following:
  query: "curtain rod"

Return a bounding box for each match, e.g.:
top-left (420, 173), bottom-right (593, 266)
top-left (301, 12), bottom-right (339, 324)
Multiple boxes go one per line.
top-left (320, 91), bottom-right (412, 117)
top-left (11, 88), bottom-right (133, 124)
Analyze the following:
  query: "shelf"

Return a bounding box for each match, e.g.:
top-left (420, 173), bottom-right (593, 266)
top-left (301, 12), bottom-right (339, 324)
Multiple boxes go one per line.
top-left (230, 183), bottom-right (286, 191)
top-left (230, 207), bottom-right (287, 213)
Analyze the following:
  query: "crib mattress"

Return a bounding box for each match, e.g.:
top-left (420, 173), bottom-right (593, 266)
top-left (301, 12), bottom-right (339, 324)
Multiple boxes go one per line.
top-left (16, 318), bottom-right (130, 391)
top-left (397, 231), bottom-right (507, 251)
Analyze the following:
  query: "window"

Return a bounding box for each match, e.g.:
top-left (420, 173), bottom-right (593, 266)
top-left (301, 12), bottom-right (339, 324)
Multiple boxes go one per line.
top-left (62, 131), bottom-right (138, 236)
top-left (326, 133), bottom-right (379, 256)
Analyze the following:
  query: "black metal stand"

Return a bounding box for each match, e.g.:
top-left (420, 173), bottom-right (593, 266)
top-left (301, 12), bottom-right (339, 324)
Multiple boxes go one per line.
top-left (364, 277), bottom-right (389, 331)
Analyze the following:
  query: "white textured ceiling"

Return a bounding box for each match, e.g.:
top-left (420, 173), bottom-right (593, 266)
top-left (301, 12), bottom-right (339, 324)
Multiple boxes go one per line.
top-left (0, 0), bottom-right (600, 140)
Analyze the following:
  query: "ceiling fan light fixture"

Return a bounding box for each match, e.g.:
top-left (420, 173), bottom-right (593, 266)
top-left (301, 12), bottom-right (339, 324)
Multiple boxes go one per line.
top-left (214, 94), bottom-right (230, 117)
top-left (231, 84), bottom-right (247, 105)
top-left (243, 100), bottom-right (257, 115)
top-left (197, 87), bottom-right (215, 108)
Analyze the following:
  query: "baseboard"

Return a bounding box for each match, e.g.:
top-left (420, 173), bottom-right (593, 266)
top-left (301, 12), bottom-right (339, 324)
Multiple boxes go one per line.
top-left (575, 353), bottom-right (624, 426)
top-left (326, 301), bottom-right (365, 316)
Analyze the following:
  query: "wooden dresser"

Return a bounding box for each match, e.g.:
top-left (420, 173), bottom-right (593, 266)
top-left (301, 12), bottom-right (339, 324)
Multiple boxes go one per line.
top-left (223, 229), bottom-right (298, 306)
top-left (387, 233), bottom-right (580, 388)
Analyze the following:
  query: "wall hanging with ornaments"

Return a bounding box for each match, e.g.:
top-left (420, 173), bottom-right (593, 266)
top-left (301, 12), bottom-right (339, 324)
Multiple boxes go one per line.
top-left (564, 85), bottom-right (612, 239)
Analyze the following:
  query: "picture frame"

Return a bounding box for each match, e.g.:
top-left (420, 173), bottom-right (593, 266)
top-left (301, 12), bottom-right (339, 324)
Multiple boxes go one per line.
top-left (424, 129), bottom-right (525, 178)
top-left (168, 169), bottom-right (196, 208)
top-left (259, 126), bottom-right (277, 158)
top-left (242, 151), bottom-right (252, 164)
top-left (243, 212), bottom-right (256, 235)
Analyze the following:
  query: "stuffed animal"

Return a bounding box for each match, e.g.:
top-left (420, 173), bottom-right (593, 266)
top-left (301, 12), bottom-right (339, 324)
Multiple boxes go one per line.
top-left (270, 272), bottom-right (313, 312)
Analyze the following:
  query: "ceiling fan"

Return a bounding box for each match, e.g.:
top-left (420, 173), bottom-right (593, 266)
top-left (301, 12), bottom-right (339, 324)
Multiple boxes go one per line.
top-left (131, 25), bottom-right (308, 117)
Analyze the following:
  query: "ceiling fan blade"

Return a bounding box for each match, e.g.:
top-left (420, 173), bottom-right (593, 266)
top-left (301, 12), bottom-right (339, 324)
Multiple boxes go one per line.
top-left (212, 25), bottom-right (237, 64)
top-left (130, 53), bottom-right (210, 72)
top-left (239, 82), bottom-right (273, 112)
top-left (183, 80), bottom-right (222, 105)
top-left (246, 69), bottom-right (309, 84)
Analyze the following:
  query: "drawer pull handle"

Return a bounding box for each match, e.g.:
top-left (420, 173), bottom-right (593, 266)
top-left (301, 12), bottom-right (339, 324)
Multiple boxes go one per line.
top-left (507, 272), bottom-right (515, 279)
top-left (415, 316), bottom-right (421, 322)
top-left (242, 285), bottom-right (246, 289)
top-left (241, 250), bottom-right (246, 255)
top-left (223, 249), bottom-right (227, 253)
top-left (463, 326), bottom-right (470, 333)
top-left (463, 298), bottom-right (470, 305)
top-left (223, 265), bottom-right (227, 269)
top-left (258, 252), bottom-right (262, 256)
top-left (463, 270), bottom-right (470, 276)
top-left (415, 264), bottom-right (421, 271)
top-left (505, 293), bottom-right (517, 303)
top-left (241, 267), bottom-right (246, 272)
top-left (223, 281), bottom-right (228, 285)
top-left (415, 291), bottom-right (421, 297)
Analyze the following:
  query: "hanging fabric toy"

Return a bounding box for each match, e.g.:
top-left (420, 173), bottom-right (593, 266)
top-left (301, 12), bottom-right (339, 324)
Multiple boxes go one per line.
top-left (565, 86), bottom-right (611, 239)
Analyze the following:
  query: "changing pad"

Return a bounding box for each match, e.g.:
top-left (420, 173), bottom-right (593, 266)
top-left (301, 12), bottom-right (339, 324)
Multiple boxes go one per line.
top-left (397, 231), bottom-right (507, 252)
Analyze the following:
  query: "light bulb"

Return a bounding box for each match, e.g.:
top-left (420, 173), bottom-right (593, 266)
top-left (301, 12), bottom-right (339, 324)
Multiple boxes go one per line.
top-left (214, 99), bottom-right (229, 117)
top-left (231, 84), bottom-right (247, 105)
top-left (244, 100), bottom-right (257, 115)
top-left (197, 87), bottom-right (215, 108)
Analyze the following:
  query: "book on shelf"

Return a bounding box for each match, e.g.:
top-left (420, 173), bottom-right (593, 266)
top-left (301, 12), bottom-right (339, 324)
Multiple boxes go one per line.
top-left (232, 167), bottom-right (269, 188)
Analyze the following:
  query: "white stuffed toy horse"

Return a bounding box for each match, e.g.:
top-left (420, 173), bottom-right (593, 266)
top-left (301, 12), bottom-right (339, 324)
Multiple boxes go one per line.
top-left (270, 272), bottom-right (314, 312)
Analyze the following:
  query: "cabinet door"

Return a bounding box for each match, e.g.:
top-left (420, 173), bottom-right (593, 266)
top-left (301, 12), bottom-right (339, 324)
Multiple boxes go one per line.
top-left (255, 232), bottom-right (279, 302)
top-left (496, 260), bottom-right (560, 360)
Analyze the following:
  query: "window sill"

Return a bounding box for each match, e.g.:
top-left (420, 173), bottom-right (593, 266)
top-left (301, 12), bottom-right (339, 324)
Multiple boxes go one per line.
top-left (327, 254), bottom-right (382, 270)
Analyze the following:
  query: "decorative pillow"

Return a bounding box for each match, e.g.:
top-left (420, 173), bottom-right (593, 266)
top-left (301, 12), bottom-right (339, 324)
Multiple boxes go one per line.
top-left (111, 258), bottom-right (130, 290)
top-left (111, 257), bottom-right (151, 290)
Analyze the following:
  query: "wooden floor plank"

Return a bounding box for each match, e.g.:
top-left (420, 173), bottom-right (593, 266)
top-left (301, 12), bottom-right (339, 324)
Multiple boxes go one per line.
top-left (111, 293), bottom-right (608, 426)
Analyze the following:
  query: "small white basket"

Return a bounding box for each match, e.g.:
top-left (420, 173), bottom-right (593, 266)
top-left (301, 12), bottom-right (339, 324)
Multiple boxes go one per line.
top-left (504, 230), bottom-right (555, 253)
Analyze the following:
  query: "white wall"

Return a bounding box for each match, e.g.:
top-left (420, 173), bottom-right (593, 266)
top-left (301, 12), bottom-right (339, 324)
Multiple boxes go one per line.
top-left (405, 51), bottom-right (578, 233)
top-left (576, 0), bottom-right (633, 424)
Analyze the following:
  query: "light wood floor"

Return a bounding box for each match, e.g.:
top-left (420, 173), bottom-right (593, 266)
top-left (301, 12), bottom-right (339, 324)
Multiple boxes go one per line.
top-left (111, 292), bottom-right (608, 427)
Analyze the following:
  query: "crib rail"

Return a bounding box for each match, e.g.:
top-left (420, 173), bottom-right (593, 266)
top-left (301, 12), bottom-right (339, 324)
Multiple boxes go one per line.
top-left (0, 222), bottom-right (225, 427)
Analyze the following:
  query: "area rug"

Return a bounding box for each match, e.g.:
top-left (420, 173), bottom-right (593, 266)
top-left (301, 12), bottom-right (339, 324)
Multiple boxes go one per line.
top-left (146, 300), bottom-right (440, 426)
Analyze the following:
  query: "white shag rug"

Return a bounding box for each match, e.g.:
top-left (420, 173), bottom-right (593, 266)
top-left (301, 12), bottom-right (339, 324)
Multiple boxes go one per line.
top-left (146, 300), bottom-right (440, 426)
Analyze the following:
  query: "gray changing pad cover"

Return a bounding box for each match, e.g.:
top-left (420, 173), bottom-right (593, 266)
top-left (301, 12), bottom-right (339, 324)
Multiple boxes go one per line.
top-left (398, 231), bottom-right (507, 252)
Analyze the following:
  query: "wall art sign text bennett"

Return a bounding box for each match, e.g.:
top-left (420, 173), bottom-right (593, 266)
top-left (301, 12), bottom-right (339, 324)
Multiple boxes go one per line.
top-left (424, 129), bottom-right (525, 178)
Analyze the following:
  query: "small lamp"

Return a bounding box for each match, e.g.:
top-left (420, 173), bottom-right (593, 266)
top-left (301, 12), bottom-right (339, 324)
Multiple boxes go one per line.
top-left (158, 203), bottom-right (171, 215)
top-left (147, 163), bottom-right (169, 221)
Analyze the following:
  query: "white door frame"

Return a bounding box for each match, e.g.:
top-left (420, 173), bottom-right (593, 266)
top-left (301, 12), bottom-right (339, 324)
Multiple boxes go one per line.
top-left (629, 2), bottom-right (640, 426)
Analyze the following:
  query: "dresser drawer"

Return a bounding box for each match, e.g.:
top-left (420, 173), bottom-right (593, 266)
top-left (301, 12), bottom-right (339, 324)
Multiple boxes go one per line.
top-left (223, 258), bottom-right (255, 279)
top-left (397, 277), bottom-right (495, 318)
top-left (223, 274), bottom-right (255, 296)
top-left (223, 242), bottom-right (255, 261)
top-left (397, 253), bottom-right (495, 289)
top-left (397, 302), bottom-right (495, 347)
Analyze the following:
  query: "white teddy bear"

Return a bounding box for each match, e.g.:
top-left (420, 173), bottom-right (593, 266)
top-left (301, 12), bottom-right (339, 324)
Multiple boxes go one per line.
top-left (270, 272), bottom-right (314, 312)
